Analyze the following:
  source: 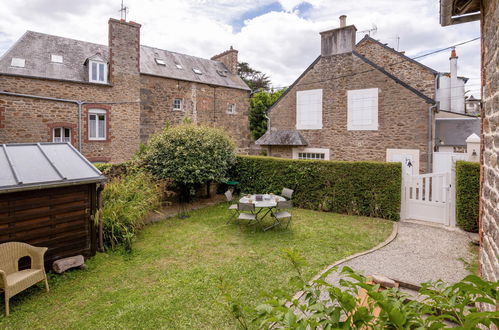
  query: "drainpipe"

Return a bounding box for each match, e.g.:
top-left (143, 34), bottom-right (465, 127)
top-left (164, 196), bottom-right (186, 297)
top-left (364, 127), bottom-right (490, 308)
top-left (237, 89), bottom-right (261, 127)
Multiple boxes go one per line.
top-left (427, 102), bottom-right (439, 173)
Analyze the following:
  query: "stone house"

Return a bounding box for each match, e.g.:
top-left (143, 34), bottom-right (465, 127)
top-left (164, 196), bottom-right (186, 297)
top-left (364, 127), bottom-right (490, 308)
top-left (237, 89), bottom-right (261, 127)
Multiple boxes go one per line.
top-left (0, 18), bottom-right (251, 163)
top-left (440, 0), bottom-right (499, 287)
top-left (256, 15), bottom-right (479, 175)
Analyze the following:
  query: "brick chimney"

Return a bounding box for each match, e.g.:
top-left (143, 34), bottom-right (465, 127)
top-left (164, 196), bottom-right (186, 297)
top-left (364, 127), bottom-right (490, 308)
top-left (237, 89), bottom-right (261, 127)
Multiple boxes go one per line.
top-left (320, 15), bottom-right (357, 56)
top-left (108, 18), bottom-right (141, 82)
top-left (211, 46), bottom-right (238, 74)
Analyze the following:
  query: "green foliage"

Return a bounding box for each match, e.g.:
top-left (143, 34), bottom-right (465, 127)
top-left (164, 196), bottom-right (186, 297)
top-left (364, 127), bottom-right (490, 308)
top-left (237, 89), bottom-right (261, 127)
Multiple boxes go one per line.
top-left (221, 252), bottom-right (499, 329)
top-left (95, 171), bottom-right (162, 251)
top-left (456, 161), bottom-right (480, 232)
top-left (93, 162), bottom-right (113, 173)
top-left (249, 89), bottom-right (286, 140)
top-left (238, 62), bottom-right (271, 91)
top-left (142, 125), bottom-right (236, 192)
top-left (232, 156), bottom-right (402, 220)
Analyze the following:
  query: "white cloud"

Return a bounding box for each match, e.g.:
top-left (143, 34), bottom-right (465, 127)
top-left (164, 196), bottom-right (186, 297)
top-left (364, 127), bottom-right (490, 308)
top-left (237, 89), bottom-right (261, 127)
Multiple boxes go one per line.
top-left (0, 0), bottom-right (480, 94)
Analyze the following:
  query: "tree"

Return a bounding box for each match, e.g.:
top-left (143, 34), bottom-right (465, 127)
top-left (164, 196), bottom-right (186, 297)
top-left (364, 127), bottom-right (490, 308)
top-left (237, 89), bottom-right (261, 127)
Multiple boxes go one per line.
top-left (142, 124), bottom-right (236, 201)
top-left (237, 62), bottom-right (271, 91)
top-left (249, 89), bottom-right (286, 140)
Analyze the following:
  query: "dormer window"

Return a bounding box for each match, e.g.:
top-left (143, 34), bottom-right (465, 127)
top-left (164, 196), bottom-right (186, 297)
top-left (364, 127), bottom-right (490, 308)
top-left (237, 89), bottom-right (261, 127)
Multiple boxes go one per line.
top-left (10, 58), bottom-right (25, 68)
top-left (192, 68), bottom-right (202, 75)
top-left (155, 58), bottom-right (166, 66)
top-left (51, 54), bottom-right (63, 63)
top-left (89, 60), bottom-right (107, 84)
top-left (175, 63), bottom-right (183, 69)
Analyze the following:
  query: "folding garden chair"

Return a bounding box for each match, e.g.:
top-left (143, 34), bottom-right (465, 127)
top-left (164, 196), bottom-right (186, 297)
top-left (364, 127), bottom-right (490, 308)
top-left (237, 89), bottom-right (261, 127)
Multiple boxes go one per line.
top-left (268, 200), bottom-right (293, 230)
top-left (281, 187), bottom-right (294, 200)
top-left (237, 202), bottom-right (260, 230)
top-left (225, 190), bottom-right (239, 224)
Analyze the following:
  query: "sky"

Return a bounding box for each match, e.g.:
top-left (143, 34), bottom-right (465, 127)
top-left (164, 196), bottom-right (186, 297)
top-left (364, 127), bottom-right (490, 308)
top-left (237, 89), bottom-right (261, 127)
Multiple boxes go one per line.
top-left (0, 0), bottom-right (481, 96)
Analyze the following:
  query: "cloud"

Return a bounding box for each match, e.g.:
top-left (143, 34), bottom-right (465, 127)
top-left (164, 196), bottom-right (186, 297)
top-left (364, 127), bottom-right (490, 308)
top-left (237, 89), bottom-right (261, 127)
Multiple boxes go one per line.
top-left (0, 0), bottom-right (480, 93)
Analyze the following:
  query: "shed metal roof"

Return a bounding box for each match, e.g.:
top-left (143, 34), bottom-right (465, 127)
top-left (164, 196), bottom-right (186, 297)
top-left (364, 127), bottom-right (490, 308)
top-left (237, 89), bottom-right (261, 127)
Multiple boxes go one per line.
top-left (0, 31), bottom-right (249, 91)
top-left (0, 143), bottom-right (105, 194)
top-left (255, 130), bottom-right (308, 146)
top-left (435, 118), bottom-right (481, 147)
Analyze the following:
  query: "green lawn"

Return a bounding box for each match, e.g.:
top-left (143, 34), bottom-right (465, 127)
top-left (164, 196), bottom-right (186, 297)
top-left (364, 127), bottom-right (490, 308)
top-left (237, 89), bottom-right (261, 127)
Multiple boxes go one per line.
top-left (1, 204), bottom-right (393, 329)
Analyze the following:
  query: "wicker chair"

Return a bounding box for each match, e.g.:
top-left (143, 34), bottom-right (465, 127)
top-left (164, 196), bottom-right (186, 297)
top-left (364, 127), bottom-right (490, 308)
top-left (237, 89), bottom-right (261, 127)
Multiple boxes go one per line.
top-left (0, 242), bottom-right (49, 316)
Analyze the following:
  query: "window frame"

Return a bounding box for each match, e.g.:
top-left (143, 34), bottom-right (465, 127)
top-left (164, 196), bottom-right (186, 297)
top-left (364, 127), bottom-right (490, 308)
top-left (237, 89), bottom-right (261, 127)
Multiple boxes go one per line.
top-left (173, 98), bottom-right (183, 111)
top-left (227, 103), bottom-right (236, 114)
top-left (51, 54), bottom-right (63, 63)
top-left (347, 88), bottom-right (379, 131)
top-left (52, 127), bottom-right (71, 144)
top-left (88, 109), bottom-right (107, 141)
top-left (10, 58), bottom-right (25, 68)
top-left (296, 89), bottom-right (323, 130)
top-left (88, 60), bottom-right (108, 84)
top-left (292, 147), bottom-right (330, 160)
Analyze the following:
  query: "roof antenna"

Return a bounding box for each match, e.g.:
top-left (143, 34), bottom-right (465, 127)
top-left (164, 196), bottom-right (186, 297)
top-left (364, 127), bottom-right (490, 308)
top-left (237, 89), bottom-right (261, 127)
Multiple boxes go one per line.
top-left (358, 24), bottom-right (377, 37)
top-left (119, 0), bottom-right (129, 20)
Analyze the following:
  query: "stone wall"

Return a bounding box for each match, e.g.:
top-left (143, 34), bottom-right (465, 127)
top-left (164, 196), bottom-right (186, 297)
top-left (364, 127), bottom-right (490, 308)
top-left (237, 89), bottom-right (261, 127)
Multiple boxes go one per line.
top-left (355, 38), bottom-right (436, 99)
top-left (268, 53), bottom-right (430, 172)
top-left (479, 0), bottom-right (499, 283)
top-left (140, 74), bottom-right (251, 153)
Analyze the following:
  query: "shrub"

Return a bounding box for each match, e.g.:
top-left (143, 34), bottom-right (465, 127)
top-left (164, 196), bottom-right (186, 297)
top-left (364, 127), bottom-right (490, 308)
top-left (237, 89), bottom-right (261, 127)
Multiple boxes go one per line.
top-left (142, 124), bottom-right (236, 200)
top-left (95, 171), bottom-right (162, 251)
top-left (232, 156), bottom-right (401, 220)
top-left (456, 161), bottom-right (480, 232)
top-left (93, 162), bottom-right (113, 173)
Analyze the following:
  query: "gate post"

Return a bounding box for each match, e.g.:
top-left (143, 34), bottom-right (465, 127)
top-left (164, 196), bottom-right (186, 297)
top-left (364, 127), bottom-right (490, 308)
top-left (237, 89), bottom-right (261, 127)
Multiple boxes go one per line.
top-left (400, 174), bottom-right (407, 220)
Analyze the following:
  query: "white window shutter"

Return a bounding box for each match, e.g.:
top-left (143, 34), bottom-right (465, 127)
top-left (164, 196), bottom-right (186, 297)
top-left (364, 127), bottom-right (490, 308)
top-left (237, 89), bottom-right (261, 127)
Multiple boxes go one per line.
top-left (347, 88), bottom-right (378, 130)
top-left (296, 89), bottom-right (323, 129)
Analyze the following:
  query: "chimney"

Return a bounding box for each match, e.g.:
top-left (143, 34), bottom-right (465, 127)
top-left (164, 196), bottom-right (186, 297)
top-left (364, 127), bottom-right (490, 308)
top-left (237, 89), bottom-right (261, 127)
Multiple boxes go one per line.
top-left (211, 46), bottom-right (238, 74)
top-left (449, 47), bottom-right (465, 113)
top-left (320, 15), bottom-right (357, 56)
top-left (108, 18), bottom-right (141, 82)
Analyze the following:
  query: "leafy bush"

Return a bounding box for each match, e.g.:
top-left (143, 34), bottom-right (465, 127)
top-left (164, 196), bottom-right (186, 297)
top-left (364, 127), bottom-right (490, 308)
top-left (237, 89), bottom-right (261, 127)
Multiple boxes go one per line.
top-left (95, 171), bottom-right (162, 251)
top-left (249, 89), bottom-right (286, 140)
top-left (93, 162), bottom-right (113, 173)
top-left (232, 156), bottom-right (401, 220)
top-left (456, 161), bottom-right (480, 232)
top-left (142, 124), bottom-right (236, 200)
top-left (221, 251), bottom-right (499, 329)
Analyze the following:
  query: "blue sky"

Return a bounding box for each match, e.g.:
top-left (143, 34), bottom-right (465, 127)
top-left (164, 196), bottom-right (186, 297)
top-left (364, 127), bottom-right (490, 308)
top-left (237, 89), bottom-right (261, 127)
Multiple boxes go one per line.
top-left (0, 0), bottom-right (481, 95)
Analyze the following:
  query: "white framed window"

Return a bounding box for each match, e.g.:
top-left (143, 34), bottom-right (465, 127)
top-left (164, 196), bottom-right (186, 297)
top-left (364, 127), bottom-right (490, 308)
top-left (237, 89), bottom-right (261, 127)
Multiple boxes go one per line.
top-left (347, 88), bottom-right (379, 131)
top-left (89, 60), bottom-right (107, 83)
top-left (53, 127), bottom-right (71, 143)
top-left (293, 147), bottom-right (330, 160)
top-left (173, 98), bottom-right (183, 111)
top-left (88, 109), bottom-right (107, 140)
top-left (10, 58), bottom-right (25, 68)
top-left (296, 89), bottom-right (323, 129)
top-left (51, 54), bottom-right (63, 63)
top-left (227, 103), bottom-right (236, 114)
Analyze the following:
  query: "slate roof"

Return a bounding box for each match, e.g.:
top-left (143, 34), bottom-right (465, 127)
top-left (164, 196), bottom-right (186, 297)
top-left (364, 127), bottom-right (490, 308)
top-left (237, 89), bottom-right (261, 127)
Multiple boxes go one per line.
top-left (0, 31), bottom-right (249, 90)
top-left (255, 130), bottom-right (308, 146)
top-left (435, 118), bottom-right (481, 147)
top-left (0, 142), bottom-right (105, 194)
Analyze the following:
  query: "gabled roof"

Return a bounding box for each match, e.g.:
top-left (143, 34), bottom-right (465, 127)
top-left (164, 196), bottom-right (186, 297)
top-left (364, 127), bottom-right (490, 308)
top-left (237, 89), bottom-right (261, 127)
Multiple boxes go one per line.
top-left (255, 130), bottom-right (308, 146)
top-left (0, 143), bottom-right (105, 194)
top-left (0, 31), bottom-right (250, 90)
top-left (356, 35), bottom-right (438, 75)
top-left (435, 118), bottom-right (480, 146)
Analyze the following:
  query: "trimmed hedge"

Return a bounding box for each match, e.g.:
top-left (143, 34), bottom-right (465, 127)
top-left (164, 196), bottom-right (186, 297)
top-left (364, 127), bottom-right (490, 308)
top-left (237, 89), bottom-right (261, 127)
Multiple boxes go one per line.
top-left (456, 161), bottom-right (480, 232)
top-left (232, 156), bottom-right (402, 220)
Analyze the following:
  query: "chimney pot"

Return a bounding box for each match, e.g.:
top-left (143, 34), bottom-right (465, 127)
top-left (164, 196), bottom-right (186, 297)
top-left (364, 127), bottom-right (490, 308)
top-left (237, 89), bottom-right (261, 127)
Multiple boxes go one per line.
top-left (450, 47), bottom-right (457, 58)
top-left (339, 15), bottom-right (347, 27)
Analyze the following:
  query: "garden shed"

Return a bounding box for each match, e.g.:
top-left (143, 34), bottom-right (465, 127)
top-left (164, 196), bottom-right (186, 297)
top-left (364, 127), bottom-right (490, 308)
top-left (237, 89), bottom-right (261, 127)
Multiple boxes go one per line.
top-left (0, 143), bottom-right (105, 269)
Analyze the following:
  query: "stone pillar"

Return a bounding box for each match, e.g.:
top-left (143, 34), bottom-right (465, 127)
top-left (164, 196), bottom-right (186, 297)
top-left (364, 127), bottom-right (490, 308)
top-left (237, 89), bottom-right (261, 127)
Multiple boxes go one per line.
top-left (465, 133), bottom-right (480, 162)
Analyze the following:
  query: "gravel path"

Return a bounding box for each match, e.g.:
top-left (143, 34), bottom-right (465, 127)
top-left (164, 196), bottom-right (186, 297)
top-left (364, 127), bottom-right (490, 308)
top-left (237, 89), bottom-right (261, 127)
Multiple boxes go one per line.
top-left (325, 220), bottom-right (474, 286)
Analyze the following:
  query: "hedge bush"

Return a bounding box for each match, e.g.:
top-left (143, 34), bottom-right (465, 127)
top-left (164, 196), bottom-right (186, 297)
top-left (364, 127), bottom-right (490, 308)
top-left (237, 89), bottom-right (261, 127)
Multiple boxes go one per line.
top-left (456, 161), bottom-right (480, 232)
top-left (232, 156), bottom-right (402, 220)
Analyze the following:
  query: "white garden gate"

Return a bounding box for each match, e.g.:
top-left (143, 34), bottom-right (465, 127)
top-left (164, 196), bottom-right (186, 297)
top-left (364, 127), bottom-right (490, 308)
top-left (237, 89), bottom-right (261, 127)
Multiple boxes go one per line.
top-left (401, 172), bottom-right (454, 225)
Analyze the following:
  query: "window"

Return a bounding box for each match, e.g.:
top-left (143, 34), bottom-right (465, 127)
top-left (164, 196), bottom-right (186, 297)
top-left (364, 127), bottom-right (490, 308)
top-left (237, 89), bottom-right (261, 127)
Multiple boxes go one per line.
top-left (53, 127), bottom-right (71, 143)
top-left (88, 109), bottom-right (107, 140)
top-left (10, 58), bottom-right (25, 68)
top-left (192, 68), bottom-right (202, 75)
top-left (293, 147), bottom-right (330, 160)
top-left (173, 98), bottom-right (183, 111)
top-left (51, 54), bottom-right (63, 63)
top-left (217, 69), bottom-right (227, 77)
top-left (227, 103), bottom-right (236, 114)
top-left (296, 89), bottom-right (323, 129)
top-left (347, 88), bottom-right (378, 130)
top-left (89, 60), bottom-right (107, 83)
top-left (155, 58), bottom-right (166, 65)
top-left (175, 63), bottom-right (183, 69)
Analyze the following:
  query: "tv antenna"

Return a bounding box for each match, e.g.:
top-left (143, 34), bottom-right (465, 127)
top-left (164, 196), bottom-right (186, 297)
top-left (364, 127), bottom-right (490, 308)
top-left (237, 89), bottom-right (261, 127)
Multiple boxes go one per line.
top-left (358, 24), bottom-right (377, 37)
top-left (119, 0), bottom-right (129, 20)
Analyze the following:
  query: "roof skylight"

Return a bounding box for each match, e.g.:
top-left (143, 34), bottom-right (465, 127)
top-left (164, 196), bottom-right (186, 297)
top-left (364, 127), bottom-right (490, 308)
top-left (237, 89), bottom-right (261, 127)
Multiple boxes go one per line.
top-left (175, 63), bottom-right (183, 69)
top-left (192, 68), bottom-right (202, 75)
top-left (216, 69), bottom-right (227, 77)
top-left (51, 54), bottom-right (63, 63)
top-left (10, 58), bottom-right (25, 68)
top-left (155, 58), bottom-right (166, 66)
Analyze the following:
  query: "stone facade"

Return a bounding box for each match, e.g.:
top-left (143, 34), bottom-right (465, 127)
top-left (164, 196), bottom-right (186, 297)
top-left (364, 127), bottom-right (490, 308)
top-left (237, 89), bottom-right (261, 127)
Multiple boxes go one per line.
top-left (211, 47), bottom-right (238, 74)
top-left (0, 19), bottom-right (250, 161)
top-left (267, 52), bottom-right (431, 172)
top-left (479, 0), bottom-right (499, 283)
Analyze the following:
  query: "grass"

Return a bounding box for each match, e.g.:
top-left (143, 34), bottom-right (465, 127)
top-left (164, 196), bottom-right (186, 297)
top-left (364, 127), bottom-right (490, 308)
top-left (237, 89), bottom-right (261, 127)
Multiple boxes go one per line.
top-left (0, 204), bottom-right (393, 329)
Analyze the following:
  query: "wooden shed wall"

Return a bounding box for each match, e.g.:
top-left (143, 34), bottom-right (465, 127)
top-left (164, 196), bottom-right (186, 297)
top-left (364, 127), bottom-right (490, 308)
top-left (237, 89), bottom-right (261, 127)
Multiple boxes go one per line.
top-left (0, 183), bottom-right (98, 269)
